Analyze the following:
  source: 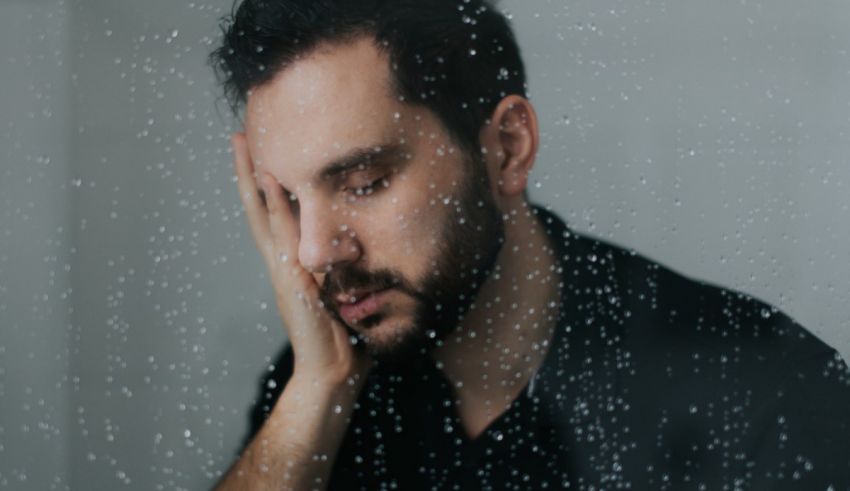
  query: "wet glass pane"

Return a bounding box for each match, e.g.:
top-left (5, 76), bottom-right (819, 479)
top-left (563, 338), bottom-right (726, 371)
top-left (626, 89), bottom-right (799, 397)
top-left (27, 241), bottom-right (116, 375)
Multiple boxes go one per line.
top-left (2, 0), bottom-right (849, 489)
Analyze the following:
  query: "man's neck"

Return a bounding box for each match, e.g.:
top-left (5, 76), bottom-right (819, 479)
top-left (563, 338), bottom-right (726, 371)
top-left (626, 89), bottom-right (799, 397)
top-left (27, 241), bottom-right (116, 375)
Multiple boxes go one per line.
top-left (431, 202), bottom-right (561, 439)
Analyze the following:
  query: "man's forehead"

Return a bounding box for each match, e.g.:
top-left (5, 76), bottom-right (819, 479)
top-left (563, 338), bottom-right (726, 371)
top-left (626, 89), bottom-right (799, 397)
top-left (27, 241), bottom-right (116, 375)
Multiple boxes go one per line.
top-left (244, 37), bottom-right (395, 123)
top-left (240, 37), bottom-right (459, 193)
top-left (242, 38), bottom-right (406, 174)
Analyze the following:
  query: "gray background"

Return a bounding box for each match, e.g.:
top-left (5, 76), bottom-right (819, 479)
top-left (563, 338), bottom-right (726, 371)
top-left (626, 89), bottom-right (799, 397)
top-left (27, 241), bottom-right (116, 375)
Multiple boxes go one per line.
top-left (1, 0), bottom-right (848, 489)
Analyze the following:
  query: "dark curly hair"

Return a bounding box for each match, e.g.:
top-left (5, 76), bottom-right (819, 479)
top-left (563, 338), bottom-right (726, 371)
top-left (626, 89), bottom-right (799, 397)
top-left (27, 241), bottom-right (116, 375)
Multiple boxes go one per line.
top-left (208, 0), bottom-right (528, 156)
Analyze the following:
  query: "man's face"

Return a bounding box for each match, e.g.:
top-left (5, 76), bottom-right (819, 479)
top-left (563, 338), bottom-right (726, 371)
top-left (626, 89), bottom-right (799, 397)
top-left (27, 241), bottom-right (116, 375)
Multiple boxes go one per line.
top-left (244, 37), bottom-right (504, 366)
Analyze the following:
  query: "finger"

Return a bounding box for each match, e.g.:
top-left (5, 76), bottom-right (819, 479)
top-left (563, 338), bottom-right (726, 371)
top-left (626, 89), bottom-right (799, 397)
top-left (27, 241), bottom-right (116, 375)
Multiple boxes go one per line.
top-left (261, 173), bottom-right (311, 286)
top-left (231, 132), bottom-right (273, 263)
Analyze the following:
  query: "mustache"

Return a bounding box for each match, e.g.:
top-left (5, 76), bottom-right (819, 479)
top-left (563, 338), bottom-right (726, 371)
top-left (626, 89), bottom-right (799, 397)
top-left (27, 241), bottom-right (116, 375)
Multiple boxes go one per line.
top-left (319, 265), bottom-right (419, 308)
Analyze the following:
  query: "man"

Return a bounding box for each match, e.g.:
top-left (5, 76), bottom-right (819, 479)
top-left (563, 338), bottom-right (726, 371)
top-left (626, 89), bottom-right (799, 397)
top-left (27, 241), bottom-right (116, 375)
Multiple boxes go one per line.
top-left (209, 0), bottom-right (850, 489)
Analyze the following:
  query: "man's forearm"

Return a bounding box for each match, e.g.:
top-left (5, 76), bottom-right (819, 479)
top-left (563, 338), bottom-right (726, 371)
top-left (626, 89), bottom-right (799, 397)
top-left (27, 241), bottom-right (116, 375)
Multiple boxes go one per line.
top-left (215, 372), bottom-right (366, 491)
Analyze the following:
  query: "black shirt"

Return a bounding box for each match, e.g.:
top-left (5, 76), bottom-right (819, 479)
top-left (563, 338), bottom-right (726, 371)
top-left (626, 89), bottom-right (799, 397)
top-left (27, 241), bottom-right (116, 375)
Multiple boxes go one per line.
top-left (245, 205), bottom-right (850, 490)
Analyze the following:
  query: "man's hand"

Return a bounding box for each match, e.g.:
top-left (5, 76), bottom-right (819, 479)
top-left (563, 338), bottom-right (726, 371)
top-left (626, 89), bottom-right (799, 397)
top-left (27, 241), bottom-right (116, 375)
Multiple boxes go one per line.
top-left (231, 132), bottom-right (373, 386)
top-left (216, 133), bottom-right (373, 491)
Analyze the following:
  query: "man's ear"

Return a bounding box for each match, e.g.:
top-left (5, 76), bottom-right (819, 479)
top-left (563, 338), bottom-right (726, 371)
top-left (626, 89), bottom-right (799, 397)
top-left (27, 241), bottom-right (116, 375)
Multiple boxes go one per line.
top-left (479, 95), bottom-right (540, 199)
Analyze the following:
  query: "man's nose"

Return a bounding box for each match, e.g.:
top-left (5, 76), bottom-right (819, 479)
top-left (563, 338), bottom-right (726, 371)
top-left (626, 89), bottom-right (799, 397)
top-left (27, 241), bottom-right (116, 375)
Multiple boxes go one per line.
top-left (297, 204), bottom-right (361, 274)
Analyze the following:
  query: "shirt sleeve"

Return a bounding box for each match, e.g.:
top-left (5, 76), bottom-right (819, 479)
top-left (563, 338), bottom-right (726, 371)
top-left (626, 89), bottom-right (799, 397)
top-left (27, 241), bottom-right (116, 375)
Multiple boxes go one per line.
top-left (734, 348), bottom-right (850, 489)
top-left (241, 342), bottom-right (295, 452)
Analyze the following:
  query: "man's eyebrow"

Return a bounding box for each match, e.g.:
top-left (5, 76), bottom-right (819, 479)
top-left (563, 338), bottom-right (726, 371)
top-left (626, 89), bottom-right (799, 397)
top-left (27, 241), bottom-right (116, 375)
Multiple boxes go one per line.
top-left (255, 142), bottom-right (408, 206)
top-left (317, 142), bottom-right (407, 182)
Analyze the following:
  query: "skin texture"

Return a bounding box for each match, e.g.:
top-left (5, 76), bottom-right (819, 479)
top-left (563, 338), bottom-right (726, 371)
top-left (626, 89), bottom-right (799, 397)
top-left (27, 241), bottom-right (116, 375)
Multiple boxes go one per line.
top-left (242, 36), bottom-right (559, 437)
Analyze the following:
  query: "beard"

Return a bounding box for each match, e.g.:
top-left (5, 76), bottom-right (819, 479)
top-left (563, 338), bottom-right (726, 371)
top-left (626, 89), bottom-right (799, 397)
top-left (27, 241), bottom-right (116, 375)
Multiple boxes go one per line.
top-left (317, 151), bottom-right (505, 369)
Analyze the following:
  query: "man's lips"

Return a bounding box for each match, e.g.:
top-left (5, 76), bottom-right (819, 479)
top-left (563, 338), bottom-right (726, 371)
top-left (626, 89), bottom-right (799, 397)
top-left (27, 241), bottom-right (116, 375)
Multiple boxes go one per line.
top-left (336, 288), bottom-right (392, 325)
top-left (334, 288), bottom-right (384, 306)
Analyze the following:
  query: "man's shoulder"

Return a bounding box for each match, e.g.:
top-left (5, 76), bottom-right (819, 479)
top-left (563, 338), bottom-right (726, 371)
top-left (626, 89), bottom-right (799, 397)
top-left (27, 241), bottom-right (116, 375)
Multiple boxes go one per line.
top-left (538, 225), bottom-right (850, 489)
top-left (556, 226), bottom-right (840, 368)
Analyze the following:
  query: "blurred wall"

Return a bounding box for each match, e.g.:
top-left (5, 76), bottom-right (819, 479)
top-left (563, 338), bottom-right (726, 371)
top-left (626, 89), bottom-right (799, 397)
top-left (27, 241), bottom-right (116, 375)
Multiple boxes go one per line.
top-left (65, 1), bottom-right (277, 489)
top-left (0, 1), bottom-right (72, 489)
top-left (1, 0), bottom-right (848, 489)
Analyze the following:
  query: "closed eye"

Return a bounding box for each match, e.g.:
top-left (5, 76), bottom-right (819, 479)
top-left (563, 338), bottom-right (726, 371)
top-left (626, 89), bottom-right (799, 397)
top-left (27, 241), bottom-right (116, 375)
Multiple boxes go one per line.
top-left (345, 177), bottom-right (389, 200)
